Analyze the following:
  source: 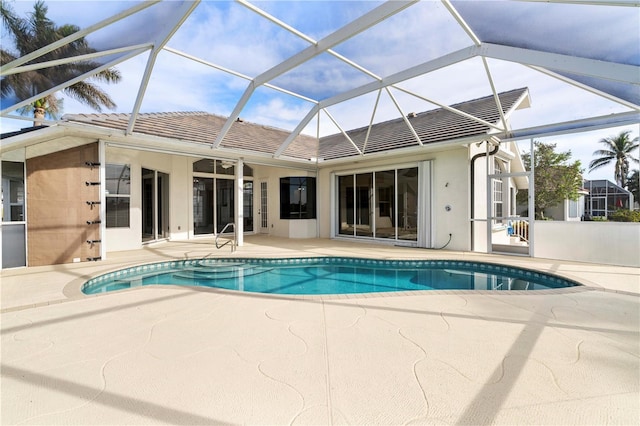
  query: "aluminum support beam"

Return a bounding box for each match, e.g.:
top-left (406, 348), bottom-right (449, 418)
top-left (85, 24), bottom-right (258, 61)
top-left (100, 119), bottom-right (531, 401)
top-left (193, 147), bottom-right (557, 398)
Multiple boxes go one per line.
top-left (2, 44), bottom-right (151, 76)
top-left (527, 65), bottom-right (640, 110)
top-left (273, 105), bottom-right (320, 157)
top-left (1, 48), bottom-right (143, 116)
top-left (481, 43), bottom-right (639, 85)
top-left (323, 109), bottom-right (363, 155)
top-left (319, 46), bottom-right (479, 109)
top-left (214, 0), bottom-right (416, 149)
top-left (0, 1), bottom-right (159, 73)
top-left (126, 1), bottom-right (200, 135)
top-left (386, 87), bottom-right (423, 146)
top-left (500, 111), bottom-right (640, 141)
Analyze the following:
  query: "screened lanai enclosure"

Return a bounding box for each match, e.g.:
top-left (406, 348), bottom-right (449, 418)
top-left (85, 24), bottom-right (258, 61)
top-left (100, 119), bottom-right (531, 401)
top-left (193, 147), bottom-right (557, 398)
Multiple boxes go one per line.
top-left (1, 0), bottom-right (639, 266)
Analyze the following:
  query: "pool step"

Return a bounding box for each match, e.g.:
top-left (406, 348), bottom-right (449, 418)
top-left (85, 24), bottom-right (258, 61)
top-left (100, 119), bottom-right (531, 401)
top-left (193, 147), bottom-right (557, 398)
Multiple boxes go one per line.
top-left (173, 264), bottom-right (271, 280)
top-left (183, 263), bottom-right (260, 276)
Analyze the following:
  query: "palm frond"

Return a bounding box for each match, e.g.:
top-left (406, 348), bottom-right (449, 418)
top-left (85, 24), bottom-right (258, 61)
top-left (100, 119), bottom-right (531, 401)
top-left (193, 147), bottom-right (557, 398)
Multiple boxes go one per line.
top-left (64, 80), bottom-right (116, 111)
top-left (1, 0), bottom-right (121, 116)
top-left (589, 157), bottom-right (613, 171)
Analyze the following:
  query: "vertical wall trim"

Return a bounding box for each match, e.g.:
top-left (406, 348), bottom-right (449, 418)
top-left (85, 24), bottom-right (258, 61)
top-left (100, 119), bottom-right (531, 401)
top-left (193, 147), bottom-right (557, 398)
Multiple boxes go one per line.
top-left (236, 158), bottom-right (244, 246)
top-left (528, 138), bottom-right (535, 257)
top-left (486, 145), bottom-right (492, 254)
top-left (23, 160), bottom-right (28, 265)
top-left (418, 160), bottom-right (432, 248)
top-left (330, 172), bottom-right (335, 238)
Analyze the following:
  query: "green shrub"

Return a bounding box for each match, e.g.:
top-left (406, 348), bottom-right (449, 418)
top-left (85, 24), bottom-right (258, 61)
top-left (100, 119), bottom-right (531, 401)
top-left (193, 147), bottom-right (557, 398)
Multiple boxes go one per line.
top-left (609, 210), bottom-right (640, 222)
top-left (590, 216), bottom-right (608, 221)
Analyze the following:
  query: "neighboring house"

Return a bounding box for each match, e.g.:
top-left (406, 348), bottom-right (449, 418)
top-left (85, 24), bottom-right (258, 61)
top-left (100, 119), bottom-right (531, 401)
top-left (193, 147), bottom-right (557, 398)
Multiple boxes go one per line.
top-left (583, 179), bottom-right (634, 219)
top-left (539, 187), bottom-right (589, 222)
top-left (514, 178), bottom-right (633, 222)
top-left (0, 88), bottom-right (531, 268)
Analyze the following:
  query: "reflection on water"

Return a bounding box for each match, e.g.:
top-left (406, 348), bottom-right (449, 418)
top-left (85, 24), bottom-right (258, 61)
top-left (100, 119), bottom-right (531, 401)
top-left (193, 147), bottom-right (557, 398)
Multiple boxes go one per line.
top-left (83, 258), bottom-right (578, 295)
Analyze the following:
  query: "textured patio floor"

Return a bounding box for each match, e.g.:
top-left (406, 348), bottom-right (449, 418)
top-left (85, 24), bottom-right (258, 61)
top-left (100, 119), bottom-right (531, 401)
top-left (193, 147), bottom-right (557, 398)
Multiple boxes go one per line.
top-left (2, 236), bottom-right (639, 425)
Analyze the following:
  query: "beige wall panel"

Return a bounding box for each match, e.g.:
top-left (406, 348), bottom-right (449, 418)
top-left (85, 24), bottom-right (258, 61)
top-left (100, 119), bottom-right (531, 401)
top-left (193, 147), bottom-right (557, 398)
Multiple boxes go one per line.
top-left (27, 143), bottom-right (100, 266)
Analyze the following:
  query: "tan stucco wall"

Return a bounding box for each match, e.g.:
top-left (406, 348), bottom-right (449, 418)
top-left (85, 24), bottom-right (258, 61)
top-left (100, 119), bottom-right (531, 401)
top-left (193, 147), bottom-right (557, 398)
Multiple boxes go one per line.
top-left (26, 143), bottom-right (100, 266)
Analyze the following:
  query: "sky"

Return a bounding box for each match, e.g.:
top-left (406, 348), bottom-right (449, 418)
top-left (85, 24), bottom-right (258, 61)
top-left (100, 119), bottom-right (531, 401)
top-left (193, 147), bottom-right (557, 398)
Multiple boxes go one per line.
top-left (1, 0), bottom-right (638, 183)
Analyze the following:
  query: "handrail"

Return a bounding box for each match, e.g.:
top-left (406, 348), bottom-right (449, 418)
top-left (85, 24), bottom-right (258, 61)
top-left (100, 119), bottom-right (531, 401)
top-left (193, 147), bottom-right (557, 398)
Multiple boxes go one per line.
top-left (215, 222), bottom-right (236, 252)
top-left (511, 220), bottom-right (529, 243)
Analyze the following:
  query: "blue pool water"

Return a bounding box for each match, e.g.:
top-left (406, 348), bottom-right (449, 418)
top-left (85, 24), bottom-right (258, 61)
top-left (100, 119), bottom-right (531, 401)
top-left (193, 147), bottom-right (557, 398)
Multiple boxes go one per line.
top-left (82, 257), bottom-right (579, 295)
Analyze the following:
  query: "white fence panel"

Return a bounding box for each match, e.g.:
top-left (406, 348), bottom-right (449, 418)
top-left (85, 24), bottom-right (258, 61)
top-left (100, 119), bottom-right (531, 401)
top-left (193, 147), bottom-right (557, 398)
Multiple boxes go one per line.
top-left (534, 221), bottom-right (640, 267)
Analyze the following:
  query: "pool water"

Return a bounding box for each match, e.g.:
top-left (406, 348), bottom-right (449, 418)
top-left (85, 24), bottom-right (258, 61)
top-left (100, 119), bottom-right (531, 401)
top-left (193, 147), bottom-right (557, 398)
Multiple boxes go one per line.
top-left (82, 257), bottom-right (579, 295)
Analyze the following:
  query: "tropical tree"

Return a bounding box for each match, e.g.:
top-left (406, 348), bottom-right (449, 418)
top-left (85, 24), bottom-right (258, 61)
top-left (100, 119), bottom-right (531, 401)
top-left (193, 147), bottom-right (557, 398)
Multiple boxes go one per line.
top-left (588, 130), bottom-right (639, 188)
top-left (517, 142), bottom-right (583, 219)
top-left (0, 0), bottom-right (121, 124)
top-left (627, 169), bottom-right (639, 205)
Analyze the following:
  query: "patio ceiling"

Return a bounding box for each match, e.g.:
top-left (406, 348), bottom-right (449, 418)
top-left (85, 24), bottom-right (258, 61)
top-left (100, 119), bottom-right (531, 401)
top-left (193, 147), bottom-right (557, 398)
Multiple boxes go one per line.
top-left (1, 0), bottom-right (638, 158)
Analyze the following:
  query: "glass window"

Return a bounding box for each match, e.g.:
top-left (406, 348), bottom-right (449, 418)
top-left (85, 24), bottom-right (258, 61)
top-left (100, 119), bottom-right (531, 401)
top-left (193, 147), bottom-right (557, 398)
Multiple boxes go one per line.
top-left (2, 161), bottom-right (25, 222)
top-left (193, 177), bottom-right (214, 234)
top-left (243, 181), bottom-right (254, 232)
top-left (493, 178), bottom-right (503, 224)
top-left (280, 177), bottom-right (316, 219)
top-left (337, 167), bottom-right (418, 242)
top-left (216, 160), bottom-right (235, 175)
top-left (338, 175), bottom-right (354, 236)
top-left (375, 170), bottom-right (394, 239)
top-left (568, 199), bottom-right (578, 218)
top-left (105, 164), bottom-right (130, 228)
top-left (216, 179), bottom-right (235, 232)
top-left (106, 163), bottom-right (131, 195)
top-left (397, 167), bottom-right (418, 241)
top-left (193, 159), bottom-right (214, 173)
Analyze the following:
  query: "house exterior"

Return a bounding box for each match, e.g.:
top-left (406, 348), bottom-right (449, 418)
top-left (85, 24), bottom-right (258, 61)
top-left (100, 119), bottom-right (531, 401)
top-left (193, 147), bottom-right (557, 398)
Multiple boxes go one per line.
top-left (583, 179), bottom-right (634, 219)
top-left (536, 188), bottom-right (588, 222)
top-left (1, 88), bottom-right (531, 269)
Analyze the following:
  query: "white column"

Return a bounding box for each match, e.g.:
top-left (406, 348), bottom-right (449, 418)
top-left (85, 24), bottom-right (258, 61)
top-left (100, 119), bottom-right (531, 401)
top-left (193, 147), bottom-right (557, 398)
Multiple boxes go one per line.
top-left (235, 158), bottom-right (244, 246)
top-left (418, 160), bottom-right (432, 248)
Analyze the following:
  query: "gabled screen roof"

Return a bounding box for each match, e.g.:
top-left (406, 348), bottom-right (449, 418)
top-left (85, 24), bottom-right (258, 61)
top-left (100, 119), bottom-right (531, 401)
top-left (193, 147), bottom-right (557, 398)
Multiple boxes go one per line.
top-left (1, 0), bottom-right (638, 154)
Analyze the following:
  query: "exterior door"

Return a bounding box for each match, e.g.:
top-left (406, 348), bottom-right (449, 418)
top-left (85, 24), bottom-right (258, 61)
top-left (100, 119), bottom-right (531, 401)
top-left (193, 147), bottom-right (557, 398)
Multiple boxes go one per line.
top-left (142, 168), bottom-right (169, 242)
top-left (260, 180), bottom-right (269, 234)
top-left (1, 160), bottom-right (26, 268)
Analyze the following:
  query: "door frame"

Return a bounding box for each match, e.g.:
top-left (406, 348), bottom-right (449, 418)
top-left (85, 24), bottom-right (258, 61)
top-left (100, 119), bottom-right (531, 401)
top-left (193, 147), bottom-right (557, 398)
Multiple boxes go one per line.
top-left (259, 179), bottom-right (269, 234)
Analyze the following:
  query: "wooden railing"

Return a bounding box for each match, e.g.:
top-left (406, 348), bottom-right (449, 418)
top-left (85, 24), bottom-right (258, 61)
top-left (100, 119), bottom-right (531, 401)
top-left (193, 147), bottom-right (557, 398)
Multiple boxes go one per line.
top-left (510, 220), bottom-right (529, 243)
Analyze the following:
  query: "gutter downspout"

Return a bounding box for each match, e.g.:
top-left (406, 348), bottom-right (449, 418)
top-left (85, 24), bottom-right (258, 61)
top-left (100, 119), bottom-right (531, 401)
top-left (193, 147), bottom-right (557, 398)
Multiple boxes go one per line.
top-left (470, 140), bottom-right (500, 252)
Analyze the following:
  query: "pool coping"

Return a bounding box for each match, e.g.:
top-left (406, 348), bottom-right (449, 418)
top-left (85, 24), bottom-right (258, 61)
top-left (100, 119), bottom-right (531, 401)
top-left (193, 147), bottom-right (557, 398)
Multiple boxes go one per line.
top-left (3, 237), bottom-right (638, 314)
top-left (0, 254), bottom-right (620, 314)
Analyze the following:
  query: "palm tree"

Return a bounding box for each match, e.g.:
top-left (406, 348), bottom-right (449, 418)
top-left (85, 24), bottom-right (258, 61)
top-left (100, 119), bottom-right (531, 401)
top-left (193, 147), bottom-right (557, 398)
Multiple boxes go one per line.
top-left (589, 130), bottom-right (640, 188)
top-left (627, 170), bottom-right (639, 205)
top-left (1, 0), bottom-right (121, 124)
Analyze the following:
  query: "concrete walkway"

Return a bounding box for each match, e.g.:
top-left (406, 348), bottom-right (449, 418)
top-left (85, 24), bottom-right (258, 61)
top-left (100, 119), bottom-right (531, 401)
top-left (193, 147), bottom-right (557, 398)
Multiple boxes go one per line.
top-left (2, 237), bottom-right (639, 425)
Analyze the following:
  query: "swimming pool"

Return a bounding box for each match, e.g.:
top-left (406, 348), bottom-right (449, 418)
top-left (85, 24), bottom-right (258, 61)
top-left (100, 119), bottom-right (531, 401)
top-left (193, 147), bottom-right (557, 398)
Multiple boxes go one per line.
top-left (81, 257), bottom-right (579, 295)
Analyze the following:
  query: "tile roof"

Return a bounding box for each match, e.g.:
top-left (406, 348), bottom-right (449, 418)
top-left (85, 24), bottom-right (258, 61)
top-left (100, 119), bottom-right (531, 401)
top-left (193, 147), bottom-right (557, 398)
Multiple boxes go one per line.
top-left (62, 88), bottom-right (528, 161)
top-left (318, 88), bottom-right (528, 160)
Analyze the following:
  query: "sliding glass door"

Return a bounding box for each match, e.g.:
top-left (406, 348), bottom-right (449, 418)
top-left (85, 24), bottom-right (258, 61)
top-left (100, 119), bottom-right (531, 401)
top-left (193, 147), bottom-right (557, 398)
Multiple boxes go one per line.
top-left (192, 159), bottom-right (254, 236)
top-left (142, 168), bottom-right (169, 242)
top-left (216, 179), bottom-right (235, 233)
top-left (337, 166), bottom-right (419, 243)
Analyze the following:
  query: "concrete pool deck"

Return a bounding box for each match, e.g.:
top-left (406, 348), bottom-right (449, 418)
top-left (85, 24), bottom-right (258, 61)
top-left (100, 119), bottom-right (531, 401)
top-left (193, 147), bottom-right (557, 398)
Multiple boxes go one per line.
top-left (1, 236), bottom-right (639, 425)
